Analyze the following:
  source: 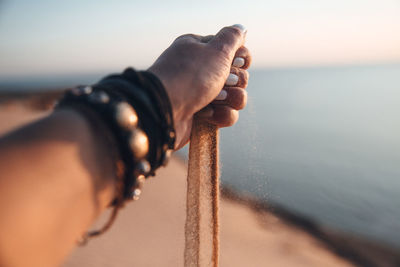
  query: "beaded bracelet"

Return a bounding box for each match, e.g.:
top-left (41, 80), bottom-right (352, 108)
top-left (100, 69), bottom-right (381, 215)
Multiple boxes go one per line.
top-left (54, 68), bottom-right (176, 242)
top-left (100, 68), bottom-right (176, 171)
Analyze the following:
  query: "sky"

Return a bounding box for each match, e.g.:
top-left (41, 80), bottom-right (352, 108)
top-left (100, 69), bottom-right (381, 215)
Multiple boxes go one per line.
top-left (0, 0), bottom-right (400, 78)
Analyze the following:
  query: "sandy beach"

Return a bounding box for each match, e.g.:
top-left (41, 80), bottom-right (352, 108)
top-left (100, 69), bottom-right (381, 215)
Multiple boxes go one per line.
top-left (0, 102), bottom-right (362, 267)
top-left (64, 157), bottom-right (358, 267)
top-left (2, 95), bottom-right (400, 267)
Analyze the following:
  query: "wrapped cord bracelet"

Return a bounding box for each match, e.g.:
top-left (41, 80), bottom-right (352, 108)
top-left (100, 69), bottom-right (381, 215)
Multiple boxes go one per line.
top-left (54, 69), bottom-right (175, 243)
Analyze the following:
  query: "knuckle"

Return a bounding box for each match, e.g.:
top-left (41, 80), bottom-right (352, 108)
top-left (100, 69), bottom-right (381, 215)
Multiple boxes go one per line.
top-left (226, 110), bottom-right (239, 126)
top-left (211, 40), bottom-right (232, 56)
top-left (244, 70), bottom-right (249, 80)
top-left (236, 91), bottom-right (247, 110)
top-left (226, 26), bottom-right (242, 38)
top-left (242, 46), bottom-right (250, 54)
top-left (201, 35), bottom-right (214, 43)
top-left (245, 53), bottom-right (252, 66)
top-left (246, 48), bottom-right (252, 58)
top-left (220, 109), bottom-right (238, 127)
top-left (229, 89), bottom-right (247, 110)
top-left (174, 34), bottom-right (197, 43)
top-left (240, 70), bottom-right (249, 87)
top-left (174, 34), bottom-right (188, 42)
top-left (212, 106), bottom-right (240, 127)
top-left (236, 46), bottom-right (249, 56)
top-left (235, 46), bottom-right (252, 69)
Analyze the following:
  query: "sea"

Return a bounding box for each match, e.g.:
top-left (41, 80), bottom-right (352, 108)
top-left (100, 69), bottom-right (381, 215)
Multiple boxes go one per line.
top-left (1, 63), bottom-right (400, 249)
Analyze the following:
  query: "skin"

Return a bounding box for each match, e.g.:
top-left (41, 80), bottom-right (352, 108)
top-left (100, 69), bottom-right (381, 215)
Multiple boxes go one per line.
top-left (0, 25), bottom-right (251, 266)
top-left (149, 25), bottom-right (251, 149)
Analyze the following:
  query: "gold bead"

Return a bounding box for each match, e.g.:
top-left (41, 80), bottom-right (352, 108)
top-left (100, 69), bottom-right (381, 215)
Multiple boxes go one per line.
top-left (168, 130), bottom-right (175, 139)
top-left (136, 174), bottom-right (146, 186)
top-left (129, 129), bottom-right (149, 159)
top-left (115, 102), bottom-right (138, 130)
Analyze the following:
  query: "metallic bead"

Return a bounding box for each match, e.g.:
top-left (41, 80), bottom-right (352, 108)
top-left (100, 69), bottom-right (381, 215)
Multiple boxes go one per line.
top-left (89, 91), bottom-right (109, 103)
top-left (168, 130), bottom-right (175, 139)
top-left (162, 149), bottom-right (173, 166)
top-left (71, 86), bottom-right (92, 96)
top-left (82, 86), bottom-right (93, 94)
top-left (131, 188), bottom-right (142, 201)
top-left (136, 174), bottom-right (146, 186)
top-left (137, 160), bottom-right (151, 175)
top-left (130, 175), bottom-right (145, 201)
top-left (115, 102), bottom-right (138, 130)
top-left (129, 129), bottom-right (149, 159)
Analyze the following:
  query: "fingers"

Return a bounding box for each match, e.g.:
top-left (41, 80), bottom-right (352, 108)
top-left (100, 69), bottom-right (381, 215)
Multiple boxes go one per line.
top-left (212, 87), bottom-right (247, 110)
top-left (197, 105), bottom-right (239, 128)
top-left (224, 67), bottom-right (249, 88)
top-left (208, 24), bottom-right (247, 58)
top-left (232, 46), bottom-right (252, 69)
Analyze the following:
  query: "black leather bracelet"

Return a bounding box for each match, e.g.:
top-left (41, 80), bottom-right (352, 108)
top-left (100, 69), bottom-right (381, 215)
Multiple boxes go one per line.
top-left (100, 68), bottom-right (176, 171)
top-left (55, 84), bottom-right (153, 242)
top-left (93, 79), bottom-right (162, 177)
top-left (54, 68), bottom-right (177, 242)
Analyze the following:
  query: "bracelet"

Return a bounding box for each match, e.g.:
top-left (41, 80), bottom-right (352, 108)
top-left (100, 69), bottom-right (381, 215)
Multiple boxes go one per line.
top-left (100, 68), bottom-right (176, 170)
top-left (54, 68), bottom-right (176, 242)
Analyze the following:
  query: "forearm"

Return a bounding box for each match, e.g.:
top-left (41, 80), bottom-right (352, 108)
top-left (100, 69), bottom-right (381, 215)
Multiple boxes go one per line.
top-left (0, 109), bottom-right (116, 267)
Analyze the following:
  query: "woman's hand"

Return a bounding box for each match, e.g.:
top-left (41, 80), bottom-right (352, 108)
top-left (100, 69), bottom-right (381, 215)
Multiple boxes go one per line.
top-left (148, 24), bottom-right (252, 149)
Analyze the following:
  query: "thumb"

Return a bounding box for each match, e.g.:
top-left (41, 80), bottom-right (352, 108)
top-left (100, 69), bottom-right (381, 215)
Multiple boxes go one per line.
top-left (208, 24), bottom-right (247, 57)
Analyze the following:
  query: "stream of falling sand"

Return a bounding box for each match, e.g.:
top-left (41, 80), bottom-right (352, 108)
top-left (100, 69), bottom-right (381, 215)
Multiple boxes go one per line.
top-left (184, 118), bottom-right (220, 267)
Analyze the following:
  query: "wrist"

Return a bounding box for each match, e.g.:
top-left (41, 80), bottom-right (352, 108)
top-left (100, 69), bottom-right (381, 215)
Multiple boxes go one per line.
top-left (146, 68), bottom-right (192, 140)
top-left (49, 109), bottom-right (117, 206)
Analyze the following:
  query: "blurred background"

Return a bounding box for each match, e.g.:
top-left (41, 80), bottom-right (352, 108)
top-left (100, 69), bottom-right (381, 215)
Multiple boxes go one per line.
top-left (1, 0), bottom-right (400, 265)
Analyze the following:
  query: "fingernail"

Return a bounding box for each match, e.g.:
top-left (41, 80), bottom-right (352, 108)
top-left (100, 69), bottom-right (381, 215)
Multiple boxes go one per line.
top-left (225, 73), bottom-right (239, 86)
top-left (197, 106), bottom-right (214, 118)
top-left (232, 24), bottom-right (247, 34)
top-left (215, 90), bottom-right (228, 101)
top-left (232, 57), bottom-right (245, 68)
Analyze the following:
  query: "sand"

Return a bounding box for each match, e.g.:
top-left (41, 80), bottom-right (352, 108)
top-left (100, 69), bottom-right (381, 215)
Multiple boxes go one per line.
top-left (185, 120), bottom-right (220, 267)
top-left (0, 105), bottom-right (356, 267)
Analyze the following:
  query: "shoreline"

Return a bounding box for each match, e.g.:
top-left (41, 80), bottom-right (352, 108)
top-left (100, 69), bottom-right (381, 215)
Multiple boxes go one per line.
top-left (220, 186), bottom-right (400, 267)
top-left (174, 154), bottom-right (400, 267)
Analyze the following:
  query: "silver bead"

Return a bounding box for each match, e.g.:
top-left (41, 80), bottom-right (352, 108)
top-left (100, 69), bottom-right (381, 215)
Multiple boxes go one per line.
top-left (82, 86), bottom-right (93, 94)
top-left (89, 91), bottom-right (109, 103)
top-left (129, 129), bottom-right (149, 159)
top-left (71, 86), bottom-right (92, 96)
top-left (131, 188), bottom-right (141, 201)
top-left (137, 160), bottom-right (151, 175)
top-left (115, 102), bottom-right (138, 130)
top-left (162, 149), bottom-right (173, 166)
top-left (130, 175), bottom-right (145, 201)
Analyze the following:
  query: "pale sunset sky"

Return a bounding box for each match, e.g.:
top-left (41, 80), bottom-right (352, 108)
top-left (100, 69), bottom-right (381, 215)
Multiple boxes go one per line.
top-left (0, 0), bottom-right (399, 78)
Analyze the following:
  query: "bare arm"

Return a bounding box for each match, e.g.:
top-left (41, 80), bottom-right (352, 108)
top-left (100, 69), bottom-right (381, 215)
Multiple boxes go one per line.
top-left (0, 25), bottom-right (250, 267)
top-left (0, 109), bottom-right (116, 267)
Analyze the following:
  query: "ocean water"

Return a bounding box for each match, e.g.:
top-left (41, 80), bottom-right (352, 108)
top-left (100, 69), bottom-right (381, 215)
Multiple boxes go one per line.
top-left (218, 64), bottom-right (400, 248)
top-left (1, 64), bottom-right (400, 248)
